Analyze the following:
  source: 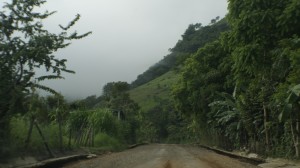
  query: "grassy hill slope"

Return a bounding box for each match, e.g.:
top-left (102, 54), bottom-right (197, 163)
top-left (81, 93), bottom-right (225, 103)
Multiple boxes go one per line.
top-left (129, 70), bottom-right (179, 112)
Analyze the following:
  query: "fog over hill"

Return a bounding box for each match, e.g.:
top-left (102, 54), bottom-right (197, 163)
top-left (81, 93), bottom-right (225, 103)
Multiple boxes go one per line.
top-left (30, 0), bottom-right (228, 99)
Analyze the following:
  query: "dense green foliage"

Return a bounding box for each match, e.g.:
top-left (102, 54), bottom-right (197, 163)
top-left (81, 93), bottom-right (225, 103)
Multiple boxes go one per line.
top-left (127, 20), bottom-right (231, 143)
top-left (129, 71), bottom-right (187, 143)
top-left (129, 0), bottom-right (300, 159)
top-left (131, 18), bottom-right (229, 88)
top-left (2, 81), bottom-right (138, 158)
top-left (0, 0), bottom-right (91, 156)
top-left (172, 0), bottom-right (300, 158)
top-left (128, 19), bottom-right (232, 144)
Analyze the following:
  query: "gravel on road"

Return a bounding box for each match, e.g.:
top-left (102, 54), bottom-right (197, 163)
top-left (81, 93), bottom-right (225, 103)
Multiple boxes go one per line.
top-left (63, 144), bottom-right (259, 168)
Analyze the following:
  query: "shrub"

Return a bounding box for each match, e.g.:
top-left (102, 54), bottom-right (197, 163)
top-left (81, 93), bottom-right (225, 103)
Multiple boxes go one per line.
top-left (94, 133), bottom-right (124, 151)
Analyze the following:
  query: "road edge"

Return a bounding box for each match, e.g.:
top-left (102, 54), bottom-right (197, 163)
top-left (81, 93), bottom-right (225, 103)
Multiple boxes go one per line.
top-left (17, 154), bottom-right (94, 168)
top-left (128, 142), bottom-right (149, 149)
top-left (15, 143), bottom-right (149, 168)
top-left (198, 145), bottom-right (265, 165)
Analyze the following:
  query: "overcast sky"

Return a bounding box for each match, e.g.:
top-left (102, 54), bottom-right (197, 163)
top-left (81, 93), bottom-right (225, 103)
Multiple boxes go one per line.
top-left (12, 0), bottom-right (228, 100)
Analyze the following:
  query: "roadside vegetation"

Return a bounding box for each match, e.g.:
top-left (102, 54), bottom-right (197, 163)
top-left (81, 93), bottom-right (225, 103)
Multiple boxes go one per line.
top-left (1, 0), bottom-right (300, 162)
top-left (175, 0), bottom-right (300, 158)
top-left (130, 0), bottom-right (300, 159)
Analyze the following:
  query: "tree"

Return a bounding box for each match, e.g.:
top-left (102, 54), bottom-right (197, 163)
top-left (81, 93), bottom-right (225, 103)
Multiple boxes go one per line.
top-left (24, 92), bottom-right (54, 157)
top-left (208, 92), bottom-right (245, 149)
top-left (226, 0), bottom-right (300, 155)
top-left (103, 81), bottom-right (130, 98)
top-left (173, 40), bottom-right (232, 119)
top-left (47, 94), bottom-right (69, 152)
top-left (83, 95), bottom-right (98, 109)
top-left (100, 81), bottom-right (139, 144)
top-left (227, 0), bottom-right (291, 151)
top-left (274, 35), bottom-right (300, 157)
top-left (0, 0), bottom-right (91, 152)
top-left (280, 84), bottom-right (300, 157)
top-left (172, 38), bottom-right (234, 147)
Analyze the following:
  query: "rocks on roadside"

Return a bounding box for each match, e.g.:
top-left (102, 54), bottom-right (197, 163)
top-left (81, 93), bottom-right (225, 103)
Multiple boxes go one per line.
top-left (259, 158), bottom-right (299, 168)
top-left (86, 154), bottom-right (97, 159)
top-left (247, 153), bottom-right (259, 159)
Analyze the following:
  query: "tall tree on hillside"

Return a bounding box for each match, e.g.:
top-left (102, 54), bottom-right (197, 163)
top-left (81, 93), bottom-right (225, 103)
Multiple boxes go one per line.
top-left (173, 39), bottom-right (233, 145)
top-left (100, 82), bottom-right (139, 143)
top-left (103, 82), bottom-right (130, 98)
top-left (227, 0), bottom-right (291, 151)
top-left (227, 0), bottom-right (300, 154)
top-left (0, 0), bottom-right (91, 153)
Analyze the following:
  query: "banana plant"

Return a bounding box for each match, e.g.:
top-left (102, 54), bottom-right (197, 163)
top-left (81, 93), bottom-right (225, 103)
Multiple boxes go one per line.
top-left (279, 84), bottom-right (300, 158)
top-left (280, 84), bottom-right (300, 157)
top-left (208, 92), bottom-right (244, 147)
top-left (279, 84), bottom-right (300, 121)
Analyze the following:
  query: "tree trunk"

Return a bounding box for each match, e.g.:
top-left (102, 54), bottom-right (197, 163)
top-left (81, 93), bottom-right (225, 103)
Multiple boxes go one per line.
top-left (91, 127), bottom-right (94, 147)
top-left (68, 129), bottom-right (72, 149)
top-left (296, 120), bottom-right (299, 158)
top-left (0, 117), bottom-right (10, 157)
top-left (34, 121), bottom-right (54, 158)
top-left (57, 113), bottom-right (63, 152)
top-left (25, 117), bottom-right (34, 149)
top-left (78, 123), bottom-right (86, 145)
top-left (84, 126), bottom-right (92, 146)
top-left (263, 103), bottom-right (270, 152)
top-left (292, 105), bottom-right (300, 158)
top-left (0, 102), bottom-right (11, 154)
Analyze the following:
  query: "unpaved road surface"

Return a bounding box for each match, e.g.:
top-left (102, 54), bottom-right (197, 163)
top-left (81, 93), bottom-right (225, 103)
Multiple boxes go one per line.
top-left (64, 144), bottom-right (259, 168)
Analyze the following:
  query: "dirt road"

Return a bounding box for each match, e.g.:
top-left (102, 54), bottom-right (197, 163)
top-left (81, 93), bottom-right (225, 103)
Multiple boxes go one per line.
top-left (64, 144), bottom-right (259, 168)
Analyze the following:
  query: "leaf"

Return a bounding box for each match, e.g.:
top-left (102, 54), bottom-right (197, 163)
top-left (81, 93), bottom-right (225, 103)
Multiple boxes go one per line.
top-left (279, 103), bottom-right (292, 122)
top-left (59, 14), bottom-right (81, 31)
top-left (36, 75), bottom-right (64, 81)
top-left (290, 84), bottom-right (300, 95)
top-left (286, 84), bottom-right (300, 104)
top-left (32, 83), bottom-right (58, 95)
top-left (286, 92), bottom-right (298, 104)
top-left (61, 69), bottom-right (75, 74)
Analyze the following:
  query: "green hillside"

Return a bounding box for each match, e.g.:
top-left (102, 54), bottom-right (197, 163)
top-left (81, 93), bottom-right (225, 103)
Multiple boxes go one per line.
top-left (129, 70), bottom-right (179, 112)
top-left (129, 18), bottom-right (229, 114)
top-left (131, 18), bottom-right (229, 88)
